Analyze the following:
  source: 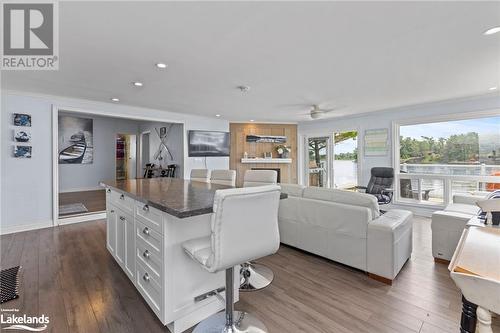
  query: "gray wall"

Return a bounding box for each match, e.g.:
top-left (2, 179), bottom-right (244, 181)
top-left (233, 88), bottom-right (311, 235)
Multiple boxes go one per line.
top-left (138, 122), bottom-right (184, 179)
top-left (1, 91), bottom-right (229, 234)
top-left (58, 112), bottom-right (140, 192)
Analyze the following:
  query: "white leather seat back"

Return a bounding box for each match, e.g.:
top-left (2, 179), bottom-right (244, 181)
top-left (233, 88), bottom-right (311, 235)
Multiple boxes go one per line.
top-left (206, 185), bottom-right (281, 272)
top-left (190, 169), bottom-right (210, 183)
top-left (243, 170), bottom-right (278, 187)
top-left (280, 184), bottom-right (305, 197)
top-left (303, 187), bottom-right (380, 219)
top-left (210, 169), bottom-right (236, 187)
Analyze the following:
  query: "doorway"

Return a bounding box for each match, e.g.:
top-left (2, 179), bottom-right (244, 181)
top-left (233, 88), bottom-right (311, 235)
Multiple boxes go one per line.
top-left (307, 137), bottom-right (331, 187)
top-left (116, 134), bottom-right (137, 180)
top-left (333, 130), bottom-right (358, 189)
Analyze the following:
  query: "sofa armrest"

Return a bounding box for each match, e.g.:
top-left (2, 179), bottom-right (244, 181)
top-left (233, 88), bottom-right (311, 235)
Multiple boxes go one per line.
top-left (452, 194), bottom-right (486, 206)
top-left (367, 209), bottom-right (413, 281)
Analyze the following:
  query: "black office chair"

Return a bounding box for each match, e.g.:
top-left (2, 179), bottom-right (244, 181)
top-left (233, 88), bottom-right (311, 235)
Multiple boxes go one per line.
top-left (355, 167), bottom-right (394, 205)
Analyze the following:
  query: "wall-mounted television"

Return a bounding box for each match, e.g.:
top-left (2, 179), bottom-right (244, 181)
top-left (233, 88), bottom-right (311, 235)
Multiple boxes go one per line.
top-left (188, 130), bottom-right (230, 157)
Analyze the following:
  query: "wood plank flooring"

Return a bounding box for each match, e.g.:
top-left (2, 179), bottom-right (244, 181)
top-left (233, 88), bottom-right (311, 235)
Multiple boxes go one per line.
top-left (59, 190), bottom-right (106, 216)
top-left (0, 217), bottom-right (498, 333)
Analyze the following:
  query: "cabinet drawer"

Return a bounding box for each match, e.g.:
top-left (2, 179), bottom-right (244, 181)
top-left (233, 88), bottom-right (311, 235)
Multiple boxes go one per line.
top-left (136, 262), bottom-right (162, 318)
top-left (109, 190), bottom-right (134, 215)
top-left (136, 237), bottom-right (162, 279)
top-left (135, 202), bottom-right (163, 235)
top-left (136, 220), bottom-right (162, 254)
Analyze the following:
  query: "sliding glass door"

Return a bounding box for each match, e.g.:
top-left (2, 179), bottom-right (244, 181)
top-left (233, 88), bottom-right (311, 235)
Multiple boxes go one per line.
top-left (333, 131), bottom-right (358, 189)
top-left (307, 137), bottom-right (331, 187)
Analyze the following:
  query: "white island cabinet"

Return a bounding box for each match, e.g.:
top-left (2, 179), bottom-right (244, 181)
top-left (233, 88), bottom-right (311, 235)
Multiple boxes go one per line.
top-left (102, 178), bottom-right (239, 333)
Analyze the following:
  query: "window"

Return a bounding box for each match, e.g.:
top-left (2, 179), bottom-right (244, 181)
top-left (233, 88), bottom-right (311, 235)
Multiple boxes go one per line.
top-left (396, 115), bottom-right (500, 206)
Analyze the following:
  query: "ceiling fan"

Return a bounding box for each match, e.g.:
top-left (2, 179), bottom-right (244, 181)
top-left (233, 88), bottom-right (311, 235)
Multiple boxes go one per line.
top-left (308, 104), bottom-right (336, 119)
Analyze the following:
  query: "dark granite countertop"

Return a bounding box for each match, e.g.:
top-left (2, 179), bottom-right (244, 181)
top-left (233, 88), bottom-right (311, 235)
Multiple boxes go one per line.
top-left (100, 178), bottom-right (287, 219)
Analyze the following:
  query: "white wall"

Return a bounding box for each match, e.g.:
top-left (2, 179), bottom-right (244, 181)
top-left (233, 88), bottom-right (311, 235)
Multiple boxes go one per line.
top-left (298, 95), bottom-right (500, 213)
top-left (58, 112), bottom-right (141, 192)
top-left (1, 91), bottom-right (229, 233)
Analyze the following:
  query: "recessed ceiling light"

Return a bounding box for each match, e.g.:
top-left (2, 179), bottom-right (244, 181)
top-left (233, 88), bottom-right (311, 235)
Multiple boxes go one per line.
top-left (132, 81), bottom-right (143, 87)
top-left (250, 119), bottom-right (255, 122)
top-left (111, 98), bottom-right (120, 102)
top-left (156, 63), bottom-right (167, 69)
top-left (215, 114), bottom-right (221, 117)
top-left (484, 26), bottom-right (500, 35)
top-left (489, 86), bottom-right (498, 91)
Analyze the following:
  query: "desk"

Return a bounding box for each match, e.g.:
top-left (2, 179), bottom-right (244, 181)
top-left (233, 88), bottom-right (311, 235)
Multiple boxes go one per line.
top-left (449, 227), bottom-right (500, 333)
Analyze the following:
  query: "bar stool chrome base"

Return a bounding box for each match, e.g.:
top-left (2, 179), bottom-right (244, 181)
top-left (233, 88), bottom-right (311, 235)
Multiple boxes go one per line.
top-left (193, 311), bottom-right (268, 333)
top-left (239, 262), bottom-right (274, 292)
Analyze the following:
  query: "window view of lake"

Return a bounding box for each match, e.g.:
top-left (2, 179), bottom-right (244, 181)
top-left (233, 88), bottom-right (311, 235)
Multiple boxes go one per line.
top-left (398, 116), bottom-right (500, 203)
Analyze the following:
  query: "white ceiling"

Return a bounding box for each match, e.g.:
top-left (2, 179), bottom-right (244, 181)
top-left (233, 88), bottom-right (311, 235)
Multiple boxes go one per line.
top-left (3, 1), bottom-right (500, 122)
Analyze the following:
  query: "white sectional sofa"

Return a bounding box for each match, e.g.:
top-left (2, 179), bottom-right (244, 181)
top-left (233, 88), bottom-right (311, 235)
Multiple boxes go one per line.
top-left (278, 184), bottom-right (413, 284)
top-left (431, 192), bottom-right (487, 262)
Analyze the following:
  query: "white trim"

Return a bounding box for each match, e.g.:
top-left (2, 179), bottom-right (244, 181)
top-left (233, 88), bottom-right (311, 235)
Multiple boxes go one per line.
top-left (58, 212), bottom-right (106, 225)
top-left (52, 105), bottom-right (186, 225)
top-left (59, 186), bottom-right (103, 193)
top-left (1, 220), bottom-right (53, 235)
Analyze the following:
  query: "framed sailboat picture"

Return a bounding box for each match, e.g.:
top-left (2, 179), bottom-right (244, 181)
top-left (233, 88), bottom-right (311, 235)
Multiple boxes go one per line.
top-left (58, 115), bottom-right (94, 164)
top-left (14, 146), bottom-right (32, 158)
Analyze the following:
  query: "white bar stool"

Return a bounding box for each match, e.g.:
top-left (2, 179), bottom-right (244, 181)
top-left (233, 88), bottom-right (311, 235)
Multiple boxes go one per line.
top-left (210, 169), bottom-right (236, 187)
top-left (191, 169), bottom-right (210, 183)
top-left (240, 170), bottom-right (278, 292)
top-left (182, 185), bottom-right (281, 332)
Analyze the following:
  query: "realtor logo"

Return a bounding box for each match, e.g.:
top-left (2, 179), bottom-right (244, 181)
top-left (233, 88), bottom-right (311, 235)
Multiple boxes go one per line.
top-left (1, 1), bottom-right (59, 70)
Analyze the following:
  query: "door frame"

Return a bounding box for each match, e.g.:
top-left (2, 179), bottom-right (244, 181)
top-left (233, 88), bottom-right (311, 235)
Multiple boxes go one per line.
top-left (304, 135), bottom-right (333, 187)
top-left (302, 126), bottom-right (362, 188)
top-left (52, 105), bottom-right (184, 226)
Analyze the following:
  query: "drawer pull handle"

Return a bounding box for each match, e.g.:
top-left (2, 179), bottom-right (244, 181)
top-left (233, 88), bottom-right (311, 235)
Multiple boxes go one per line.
top-left (143, 250), bottom-right (151, 259)
top-left (143, 273), bottom-right (150, 282)
top-left (107, 189), bottom-right (111, 193)
top-left (120, 194), bottom-right (125, 200)
top-left (143, 227), bottom-right (150, 235)
top-left (110, 210), bottom-right (115, 213)
top-left (119, 216), bottom-right (125, 221)
top-left (143, 204), bottom-right (149, 212)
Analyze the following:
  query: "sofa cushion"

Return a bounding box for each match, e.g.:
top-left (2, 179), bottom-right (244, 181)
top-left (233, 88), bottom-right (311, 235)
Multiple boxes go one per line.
top-left (444, 203), bottom-right (481, 216)
top-left (303, 187), bottom-right (380, 219)
top-left (279, 184), bottom-right (305, 197)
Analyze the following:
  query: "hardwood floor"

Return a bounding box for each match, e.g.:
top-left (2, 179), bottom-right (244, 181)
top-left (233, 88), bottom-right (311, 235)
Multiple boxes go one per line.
top-left (59, 190), bottom-right (106, 217)
top-left (0, 217), bottom-right (498, 333)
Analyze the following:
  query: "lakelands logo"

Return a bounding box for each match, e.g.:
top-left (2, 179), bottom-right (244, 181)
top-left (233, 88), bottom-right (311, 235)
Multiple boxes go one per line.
top-left (1, 309), bottom-right (49, 331)
top-left (1, 1), bottom-right (59, 70)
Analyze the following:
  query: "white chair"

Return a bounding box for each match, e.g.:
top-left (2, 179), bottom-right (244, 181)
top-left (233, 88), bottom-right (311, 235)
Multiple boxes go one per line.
top-left (243, 170), bottom-right (278, 187)
top-left (240, 169), bottom-right (279, 292)
top-left (191, 169), bottom-right (210, 183)
top-left (210, 169), bottom-right (236, 187)
top-left (182, 185), bottom-right (281, 333)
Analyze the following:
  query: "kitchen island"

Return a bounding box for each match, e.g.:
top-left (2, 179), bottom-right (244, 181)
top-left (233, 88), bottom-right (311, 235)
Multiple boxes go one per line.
top-left (100, 178), bottom-right (239, 333)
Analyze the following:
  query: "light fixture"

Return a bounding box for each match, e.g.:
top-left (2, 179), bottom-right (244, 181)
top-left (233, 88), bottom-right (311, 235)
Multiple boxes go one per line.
top-left (483, 26), bottom-right (500, 35)
top-left (250, 119), bottom-right (255, 122)
top-left (489, 86), bottom-right (498, 91)
top-left (132, 81), bottom-right (143, 87)
top-left (110, 97), bottom-right (120, 102)
top-left (156, 63), bottom-right (167, 69)
top-left (215, 114), bottom-right (221, 117)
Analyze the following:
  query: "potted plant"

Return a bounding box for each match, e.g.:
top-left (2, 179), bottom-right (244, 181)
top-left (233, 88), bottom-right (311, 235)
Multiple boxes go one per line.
top-left (275, 145), bottom-right (291, 158)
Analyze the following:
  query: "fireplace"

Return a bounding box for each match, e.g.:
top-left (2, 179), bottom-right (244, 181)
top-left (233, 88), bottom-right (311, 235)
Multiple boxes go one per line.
top-left (251, 168), bottom-right (281, 183)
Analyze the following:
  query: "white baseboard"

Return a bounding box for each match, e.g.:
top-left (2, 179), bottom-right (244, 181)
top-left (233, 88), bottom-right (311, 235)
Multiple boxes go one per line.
top-left (0, 220), bottom-right (54, 235)
top-left (58, 212), bottom-right (106, 225)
